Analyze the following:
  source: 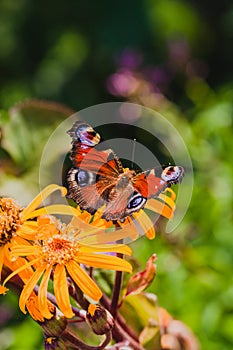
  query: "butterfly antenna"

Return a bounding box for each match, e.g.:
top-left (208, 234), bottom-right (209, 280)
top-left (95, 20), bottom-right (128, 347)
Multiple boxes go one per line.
top-left (131, 138), bottom-right (136, 169)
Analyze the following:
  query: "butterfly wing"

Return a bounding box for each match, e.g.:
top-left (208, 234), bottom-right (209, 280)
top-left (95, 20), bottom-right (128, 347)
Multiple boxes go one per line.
top-left (67, 122), bottom-right (124, 213)
top-left (67, 122), bottom-right (184, 221)
top-left (145, 165), bottom-right (184, 197)
top-left (103, 183), bottom-right (137, 221)
top-left (119, 165), bottom-right (184, 219)
top-left (131, 165), bottom-right (184, 198)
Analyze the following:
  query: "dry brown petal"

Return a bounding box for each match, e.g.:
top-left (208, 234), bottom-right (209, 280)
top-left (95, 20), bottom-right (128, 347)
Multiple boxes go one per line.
top-left (167, 320), bottom-right (200, 350)
top-left (161, 334), bottom-right (182, 350)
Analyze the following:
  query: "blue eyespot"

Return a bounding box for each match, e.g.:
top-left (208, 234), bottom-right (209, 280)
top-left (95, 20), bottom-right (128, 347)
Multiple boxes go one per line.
top-left (77, 170), bottom-right (88, 186)
top-left (127, 194), bottom-right (146, 209)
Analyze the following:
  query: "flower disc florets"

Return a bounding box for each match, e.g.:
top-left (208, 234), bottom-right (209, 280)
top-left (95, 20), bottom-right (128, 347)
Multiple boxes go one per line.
top-left (0, 198), bottom-right (22, 246)
top-left (42, 234), bottom-right (79, 265)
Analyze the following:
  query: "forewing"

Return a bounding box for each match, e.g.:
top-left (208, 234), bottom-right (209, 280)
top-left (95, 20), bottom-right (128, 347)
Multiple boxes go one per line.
top-left (67, 121), bottom-right (125, 212)
top-left (67, 168), bottom-right (106, 213)
top-left (68, 121), bottom-right (123, 177)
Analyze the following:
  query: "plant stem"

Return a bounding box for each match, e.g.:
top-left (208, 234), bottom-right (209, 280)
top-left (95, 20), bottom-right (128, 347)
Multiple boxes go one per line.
top-left (101, 293), bottom-right (139, 342)
top-left (63, 329), bottom-right (111, 350)
top-left (112, 323), bottom-right (145, 350)
top-left (110, 253), bottom-right (123, 318)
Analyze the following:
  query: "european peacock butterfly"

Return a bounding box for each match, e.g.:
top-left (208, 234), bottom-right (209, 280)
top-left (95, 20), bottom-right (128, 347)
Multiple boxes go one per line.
top-left (67, 121), bottom-right (184, 221)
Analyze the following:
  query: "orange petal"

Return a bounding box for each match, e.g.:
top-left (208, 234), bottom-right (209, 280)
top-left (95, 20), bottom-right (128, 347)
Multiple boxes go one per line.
top-left (78, 226), bottom-right (135, 245)
top-left (10, 245), bottom-right (41, 257)
top-left (79, 243), bottom-right (132, 256)
top-left (0, 285), bottom-right (8, 294)
top-left (4, 256), bottom-right (35, 283)
top-left (158, 193), bottom-right (176, 211)
top-left (38, 267), bottom-right (54, 319)
top-left (114, 217), bottom-right (140, 241)
top-left (66, 260), bottom-right (102, 301)
top-left (3, 257), bottom-right (41, 287)
top-left (19, 264), bottom-right (46, 314)
top-left (54, 264), bottom-right (74, 318)
top-left (164, 188), bottom-right (176, 201)
top-left (22, 204), bottom-right (80, 221)
top-left (17, 221), bottom-right (38, 240)
top-left (132, 210), bottom-right (156, 240)
top-left (146, 199), bottom-right (173, 219)
top-left (26, 292), bottom-right (45, 322)
top-left (77, 253), bottom-right (132, 273)
top-left (0, 246), bottom-right (5, 279)
top-left (21, 185), bottom-right (67, 220)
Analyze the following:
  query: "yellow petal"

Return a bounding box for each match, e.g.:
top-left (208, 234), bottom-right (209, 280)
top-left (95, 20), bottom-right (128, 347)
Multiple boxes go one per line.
top-left (158, 194), bottom-right (176, 211)
top-left (146, 199), bottom-right (173, 219)
top-left (4, 256), bottom-right (35, 284)
top-left (22, 204), bottom-right (80, 221)
top-left (69, 217), bottom-right (105, 239)
top-left (0, 285), bottom-right (8, 294)
top-left (79, 243), bottom-right (132, 256)
top-left (164, 188), bottom-right (176, 201)
top-left (26, 293), bottom-right (45, 322)
top-left (132, 210), bottom-right (156, 240)
top-left (17, 221), bottom-right (38, 240)
top-left (77, 253), bottom-right (132, 273)
top-left (3, 257), bottom-right (41, 287)
top-left (54, 264), bottom-right (74, 318)
top-left (80, 228), bottom-right (135, 245)
top-left (91, 215), bottom-right (113, 228)
top-left (11, 235), bottom-right (33, 246)
top-left (19, 264), bottom-right (46, 314)
top-left (38, 267), bottom-right (54, 319)
top-left (80, 217), bottom-right (142, 245)
top-left (21, 185), bottom-right (67, 220)
top-left (0, 246), bottom-right (5, 279)
top-left (66, 260), bottom-right (102, 301)
top-left (116, 217), bottom-right (140, 241)
top-left (10, 245), bottom-right (41, 257)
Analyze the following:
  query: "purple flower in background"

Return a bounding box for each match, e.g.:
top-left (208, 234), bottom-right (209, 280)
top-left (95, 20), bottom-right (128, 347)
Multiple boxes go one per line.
top-left (116, 48), bottom-right (143, 69)
top-left (143, 66), bottom-right (172, 93)
top-left (106, 42), bottom-right (209, 104)
top-left (106, 69), bottom-right (139, 96)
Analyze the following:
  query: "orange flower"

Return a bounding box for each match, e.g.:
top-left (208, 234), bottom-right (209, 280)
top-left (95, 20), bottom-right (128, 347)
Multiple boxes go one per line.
top-left (0, 197), bottom-right (22, 278)
top-left (1, 216), bottom-right (132, 319)
top-left (26, 292), bottom-right (55, 322)
top-left (0, 185), bottom-right (86, 320)
top-left (0, 185), bottom-right (80, 280)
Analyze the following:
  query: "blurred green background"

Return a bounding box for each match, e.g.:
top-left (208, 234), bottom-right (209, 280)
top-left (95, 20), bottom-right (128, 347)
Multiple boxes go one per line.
top-left (0, 1), bottom-right (233, 349)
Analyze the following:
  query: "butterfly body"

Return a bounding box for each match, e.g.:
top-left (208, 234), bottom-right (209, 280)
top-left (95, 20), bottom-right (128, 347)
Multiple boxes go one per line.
top-left (67, 122), bottom-right (184, 221)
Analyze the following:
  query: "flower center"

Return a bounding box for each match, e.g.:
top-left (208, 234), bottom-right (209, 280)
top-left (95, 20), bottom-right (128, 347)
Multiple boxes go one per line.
top-left (42, 234), bottom-right (78, 265)
top-left (0, 198), bottom-right (22, 246)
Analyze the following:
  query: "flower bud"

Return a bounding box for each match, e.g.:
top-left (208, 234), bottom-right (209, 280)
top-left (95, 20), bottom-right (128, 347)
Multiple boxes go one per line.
top-left (44, 336), bottom-right (67, 350)
top-left (40, 312), bottom-right (68, 337)
top-left (86, 304), bottom-right (114, 335)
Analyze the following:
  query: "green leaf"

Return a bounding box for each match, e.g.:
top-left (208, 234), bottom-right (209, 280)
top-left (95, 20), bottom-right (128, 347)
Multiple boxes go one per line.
top-left (120, 293), bottom-right (161, 349)
top-left (1, 99), bottom-right (75, 171)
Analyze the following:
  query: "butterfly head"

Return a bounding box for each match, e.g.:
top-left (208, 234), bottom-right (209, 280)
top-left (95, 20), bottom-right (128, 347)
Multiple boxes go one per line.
top-left (67, 122), bottom-right (101, 147)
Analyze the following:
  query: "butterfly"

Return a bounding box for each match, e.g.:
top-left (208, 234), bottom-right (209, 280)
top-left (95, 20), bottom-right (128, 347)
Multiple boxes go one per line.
top-left (66, 121), bottom-right (184, 221)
